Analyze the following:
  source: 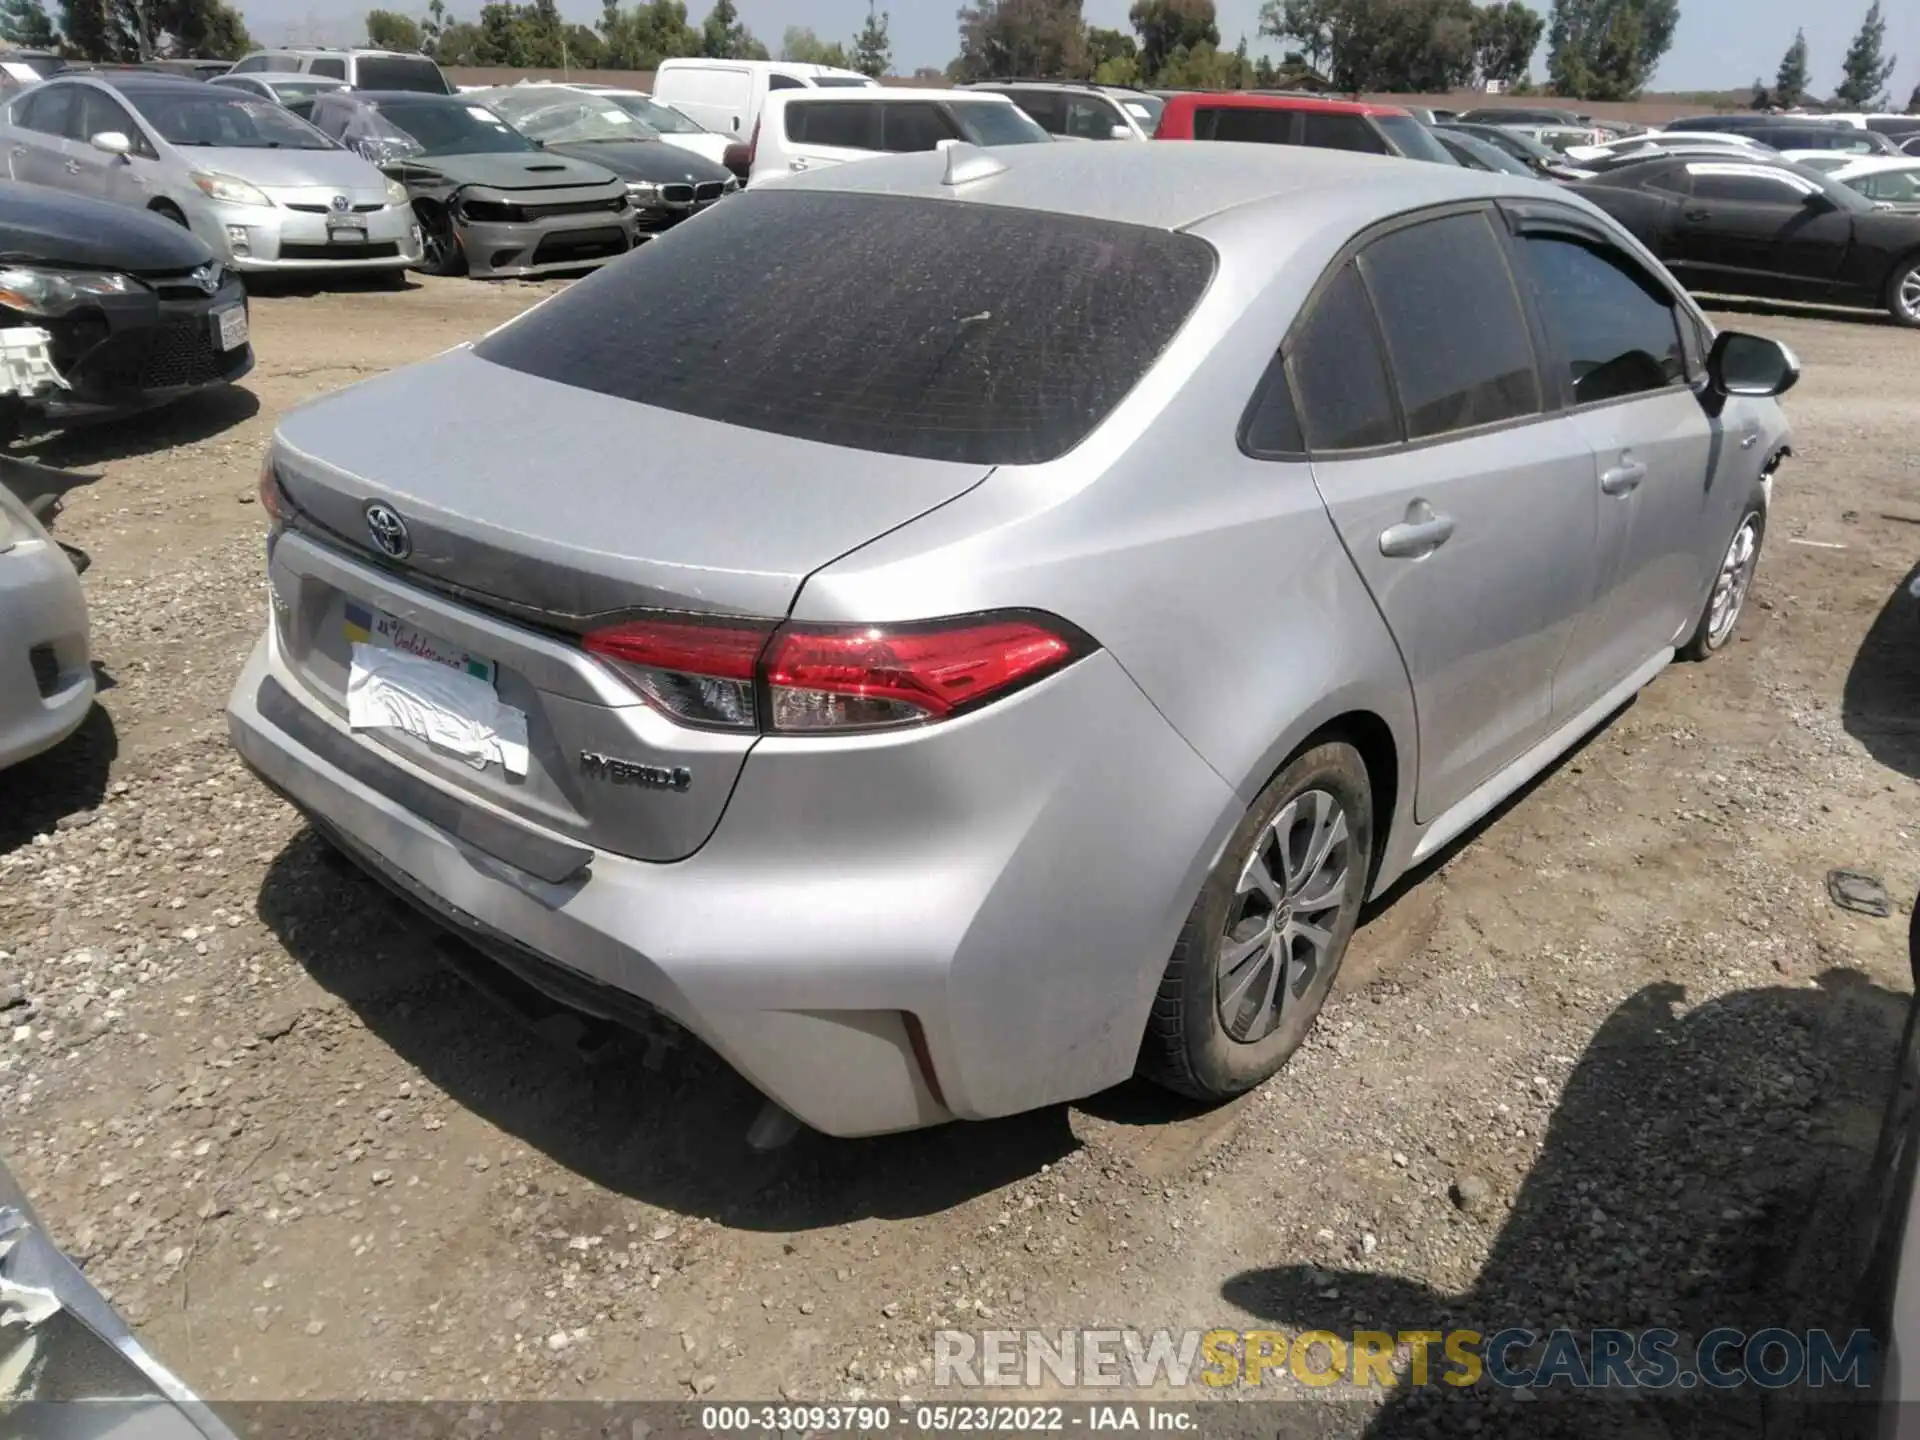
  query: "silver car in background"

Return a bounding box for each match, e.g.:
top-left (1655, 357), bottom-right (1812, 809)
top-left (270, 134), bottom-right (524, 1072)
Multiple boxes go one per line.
top-left (0, 459), bottom-right (92, 772)
top-left (226, 143), bottom-right (1797, 1137)
top-left (209, 71), bottom-right (350, 108)
top-left (0, 73), bottom-right (419, 277)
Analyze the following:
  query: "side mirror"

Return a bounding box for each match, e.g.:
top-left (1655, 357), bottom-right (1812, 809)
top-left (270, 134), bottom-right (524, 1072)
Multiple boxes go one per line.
top-left (89, 130), bottom-right (130, 156)
top-left (1800, 187), bottom-right (1836, 210)
top-left (1109, 123), bottom-right (1132, 140)
top-left (1708, 330), bottom-right (1801, 399)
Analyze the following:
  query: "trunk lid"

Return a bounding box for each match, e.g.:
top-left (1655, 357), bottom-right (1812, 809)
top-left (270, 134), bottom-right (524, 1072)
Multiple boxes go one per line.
top-left (267, 345), bottom-right (989, 863)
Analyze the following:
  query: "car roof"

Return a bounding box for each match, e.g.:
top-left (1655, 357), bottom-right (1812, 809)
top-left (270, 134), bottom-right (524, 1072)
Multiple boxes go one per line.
top-left (219, 71), bottom-right (343, 84)
top-left (1160, 91), bottom-right (1405, 118)
top-left (84, 72), bottom-right (219, 95)
top-left (350, 90), bottom-right (463, 106)
top-left (771, 87), bottom-right (1010, 105)
top-left (770, 137), bottom-right (1551, 232)
top-left (271, 47), bottom-right (430, 58)
top-left (657, 57), bottom-right (867, 78)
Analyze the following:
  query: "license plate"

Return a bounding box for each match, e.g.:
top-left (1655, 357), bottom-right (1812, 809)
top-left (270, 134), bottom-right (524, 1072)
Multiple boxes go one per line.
top-left (213, 305), bottom-right (247, 352)
top-left (328, 225), bottom-right (367, 245)
top-left (343, 601), bottom-right (497, 685)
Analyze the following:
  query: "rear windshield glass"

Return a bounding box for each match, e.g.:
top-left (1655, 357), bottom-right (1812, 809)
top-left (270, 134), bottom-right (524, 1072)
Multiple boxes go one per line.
top-left (947, 99), bottom-right (1049, 146)
top-left (355, 57), bottom-right (449, 93)
top-left (474, 190), bottom-right (1216, 466)
top-left (810, 76), bottom-right (876, 89)
top-left (1376, 113), bottom-right (1452, 164)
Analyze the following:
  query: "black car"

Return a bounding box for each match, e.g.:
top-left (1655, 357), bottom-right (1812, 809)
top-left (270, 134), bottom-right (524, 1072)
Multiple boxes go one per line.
top-left (1452, 105), bottom-right (1589, 126)
top-left (0, 180), bottom-right (251, 437)
top-left (1437, 122), bottom-right (1588, 180)
top-left (1571, 154), bottom-right (1920, 326)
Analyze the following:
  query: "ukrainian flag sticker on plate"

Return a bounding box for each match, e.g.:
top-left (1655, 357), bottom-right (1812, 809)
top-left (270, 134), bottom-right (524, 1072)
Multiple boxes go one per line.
top-left (343, 600), bottom-right (498, 686)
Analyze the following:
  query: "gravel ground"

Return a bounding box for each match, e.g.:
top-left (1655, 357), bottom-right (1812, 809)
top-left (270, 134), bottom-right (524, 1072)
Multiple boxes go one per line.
top-left (2, 277), bottom-right (1917, 1436)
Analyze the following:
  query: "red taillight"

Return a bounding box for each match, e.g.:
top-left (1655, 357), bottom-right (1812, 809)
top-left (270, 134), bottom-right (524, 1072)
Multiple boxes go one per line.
top-left (258, 457), bottom-right (289, 525)
top-left (581, 611), bottom-right (1089, 735)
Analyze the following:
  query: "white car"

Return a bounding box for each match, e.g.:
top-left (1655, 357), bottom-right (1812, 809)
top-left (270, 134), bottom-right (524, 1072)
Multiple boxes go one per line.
top-left (511, 80), bottom-right (735, 170)
top-left (1827, 155), bottom-right (1920, 209)
top-left (652, 57), bottom-right (875, 145)
top-left (1565, 130), bottom-right (1772, 163)
top-left (748, 88), bottom-right (1049, 187)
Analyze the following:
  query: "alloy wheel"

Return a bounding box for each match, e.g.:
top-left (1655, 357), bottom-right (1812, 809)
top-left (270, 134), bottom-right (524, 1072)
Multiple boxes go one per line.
top-left (1217, 788), bottom-right (1352, 1044)
top-left (1900, 265), bottom-right (1920, 325)
top-left (1707, 514), bottom-right (1760, 648)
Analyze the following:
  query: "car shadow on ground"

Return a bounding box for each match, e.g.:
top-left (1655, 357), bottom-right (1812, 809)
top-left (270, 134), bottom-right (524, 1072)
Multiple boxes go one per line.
top-left (256, 828), bottom-right (1078, 1229)
top-left (15, 385), bottom-right (259, 470)
top-left (1220, 971), bottom-right (1905, 1438)
top-left (0, 702), bottom-right (117, 857)
top-left (1700, 294), bottom-right (1894, 330)
top-left (241, 271), bottom-right (415, 299)
top-left (1842, 564), bottom-right (1920, 781)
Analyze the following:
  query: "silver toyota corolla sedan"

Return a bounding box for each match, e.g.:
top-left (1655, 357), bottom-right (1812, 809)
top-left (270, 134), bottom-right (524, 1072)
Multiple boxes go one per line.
top-left (0, 73), bottom-right (419, 277)
top-left (226, 143), bottom-right (1797, 1137)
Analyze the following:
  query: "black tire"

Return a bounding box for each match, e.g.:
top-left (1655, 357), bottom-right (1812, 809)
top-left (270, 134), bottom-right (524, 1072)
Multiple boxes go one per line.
top-left (372, 266), bottom-right (410, 291)
top-left (1887, 254), bottom-right (1920, 329)
top-left (1140, 740), bottom-right (1373, 1101)
top-left (414, 202), bottom-right (466, 278)
top-left (1679, 489), bottom-right (1767, 661)
top-left (150, 201), bottom-right (188, 227)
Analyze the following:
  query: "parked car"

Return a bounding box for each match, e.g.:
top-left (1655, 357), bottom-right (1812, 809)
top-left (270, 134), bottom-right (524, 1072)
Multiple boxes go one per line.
top-left (1776, 149), bottom-right (1858, 173)
top-left (509, 80), bottom-right (738, 171)
top-left (1431, 126), bottom-right (1535, 175)
top-left (472, 85), bottom-right (735, 237)
top-left (305, 90), bottom-right (634, 277)
top-left (749, 88), bottom-right (1048, 185)
top-left (1153, 92), bottom-right (1455, 164)
top-left (1565, 131), bottom-right (1774, 163)
top-left (1506, 122), bottom-right (1608, 153)
top-left (1663, 113), bottom-right (1837, 133)
top-left (1453, 105), bottom-right (1591, 126)
top-left (1, 455), bottom-right (94, 771)
top-left (226, 142), bottom-right (1795, 1137)
top-left (143, 58), bottom-right (232, 81)
top-left (0, 178), bottom-right (250, 438)
top-left (1572, 154), bottom-right (1920, 325)
top-left (1439, 121), bottom-right (1594, 179)
top-left (1827, 156), bottom-right (1920, 212)
top-left (651, 57), bottom-right (875, 145)
top-left (210, 71), bottom-right (349, 107)
top-left (965, 82), bottom-right (1158, 140)
top-left (0, 73), bottom-right (419, 279)
top-left (226, 46), bottom-right (451, 94)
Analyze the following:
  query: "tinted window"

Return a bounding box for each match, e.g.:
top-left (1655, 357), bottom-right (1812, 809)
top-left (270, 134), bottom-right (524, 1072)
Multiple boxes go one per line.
top-left (1063, 94), bottom-right (1120, 139)
top-left (1358, 213), bottom-right (1539, 439)
top-left (1195, 106), bottom-right (1292, 144)
top-left (1287, 264), bottom-right (1399, 452)
top-left (354, 57), bottom-right (448, 93)
top-left (308, 57), bottom-right (346, 79)
top-left (475, 191), bottom-right (1217, 467)
top-left (881, 101), bottom-right (952, 152)
top-left (948, 100), bottom-right (1049, 146)
top-left (1007, 89), bottom-right (1065, 133)
top-left (1375, 114), bottom-right (1453, 163)
top-left (230, 55), bottom-right (269, 73)
top-left (1241, 356), bottom-right (1304, 456)
top-left (19, 84), bottom-right (77, 137)
top-left (767, 73), bottom-right (805, 91)
top-left (1644, 165), bottom-right (1692, 194)
top-left (372, 98), bottom-right (531, 153)
top-left (1300, 111), bottom-right (1384, 154)
top-left (1860, 169), bottom-right (1920, 203)
top-left (1510, 233), bottom-right (1685, 405)
top-left (786, 100), bottom-right (880, 149)
top-left (78, 88), bottom-right (141, 147)
top-left (126, 88), bottom-right (335, 149)
top-left (1689, 171), bottom-right (1805, 203)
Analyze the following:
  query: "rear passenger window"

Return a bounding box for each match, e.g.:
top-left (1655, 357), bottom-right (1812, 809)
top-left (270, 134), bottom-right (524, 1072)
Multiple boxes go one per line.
top-left (1011, 90), bottom-right (1065, 133)
top-left (1300, 112), bottom-right (1384, 154)
top-left (1510, 233), bottom-right (1687, 405)
top-left (882, 102), bottom-right (951, 153)
top-left (309, 58), bottom-right (346, 79)
top-left (1195, 107), bottom-right (1292, 144)
top-left (1287, 264), bottom-right (1399, 452)
top-left (787, 101), bottom-right (880, 149)
top-left (768, 74), bottom-right (805, 91)
top-left (1689, 172), bottom-right (1804, 203)
top-left (1358, 212), bottom-right (1540, 439)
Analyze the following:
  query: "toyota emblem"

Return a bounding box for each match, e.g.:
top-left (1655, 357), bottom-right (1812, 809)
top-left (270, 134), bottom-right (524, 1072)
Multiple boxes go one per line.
top-left (190, 263), bottom-right (219, 295)
top-left (330, 194), bottom-right (351, 212)
top-left (363, 501), bottom-right (411, 559)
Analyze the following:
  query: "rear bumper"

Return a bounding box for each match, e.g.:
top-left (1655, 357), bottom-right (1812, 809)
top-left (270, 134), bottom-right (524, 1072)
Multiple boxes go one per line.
top-left (0, 535), bottom-right (92, 770)
top-left (225, 622), bottom-right (1235, 1136)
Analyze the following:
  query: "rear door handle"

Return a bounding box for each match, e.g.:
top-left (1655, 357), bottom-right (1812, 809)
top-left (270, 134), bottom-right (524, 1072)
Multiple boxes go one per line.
top-left (1600, 459), bottom-right (1647, 496)
top-left (1739, 425), bottom-right (1761, 450)
top-left (1379, 507), bottom-right (1456, 558)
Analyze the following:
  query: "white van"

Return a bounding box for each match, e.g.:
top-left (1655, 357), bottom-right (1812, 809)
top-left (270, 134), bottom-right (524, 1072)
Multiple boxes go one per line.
top-left (748, 89), bottom-right (1050, 186)
top-left (652, 58), bottom-right (876, 142)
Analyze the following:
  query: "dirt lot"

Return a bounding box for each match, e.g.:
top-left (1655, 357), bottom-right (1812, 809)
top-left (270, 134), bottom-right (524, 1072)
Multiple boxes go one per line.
top-left (3, 277), bottom-right (1919, 1433)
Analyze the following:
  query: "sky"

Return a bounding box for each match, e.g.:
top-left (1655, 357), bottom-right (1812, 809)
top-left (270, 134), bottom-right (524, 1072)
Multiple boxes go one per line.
top-left (257, 0), bottom-right (1919, 102)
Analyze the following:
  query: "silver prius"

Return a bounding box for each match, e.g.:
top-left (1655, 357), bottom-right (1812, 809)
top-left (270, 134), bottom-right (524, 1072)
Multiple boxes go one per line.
top-left (225, 143), bottom-right (1798, 1137)
top-left (0, 73), bottom-right (418, 277)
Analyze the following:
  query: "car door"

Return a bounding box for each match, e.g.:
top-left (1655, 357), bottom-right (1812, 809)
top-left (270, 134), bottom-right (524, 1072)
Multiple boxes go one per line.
top-left (6, 83), bottom-right (81, 188)
top-left (1672, 163), bottom-right (1850, 284)
top-left (1500, 210), bottom-right (1719, 712)
top-left (1302, 209), bottom-right (1600, 823)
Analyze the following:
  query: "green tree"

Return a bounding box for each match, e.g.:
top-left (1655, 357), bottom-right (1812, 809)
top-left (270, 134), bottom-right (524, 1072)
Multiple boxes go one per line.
top-left (1545, 0), bottom-right (1678, 100)
top-left (58, 0), bottom-right (250, 59)
top-left (600, 0), bottom-right (700, 68)
top-left (432, 17), bottom-right (489, 60)
top-left (699, 0), bottom-right (764, 59)
top-left (366, 8), bottom-right (423, 48)
top-left (1473, 0), bottom-right (1542, 85)
top-left (851, 1), bottom-right (889, 76)
top-left (1129, 0), bottom-right (1218, 82)
top-left (420, 0), bottom-right (446, 54)
top-left (950, 0), bottom-right (1087, 82)
top-left (1908, 80), bottom-right (1920, 113)
top-left (781, 25), bottom-right (847, 64)
top-left (0, 0), bottom-right (54, 45)
top-left (1772, 27), bottom-right (1808, 109)
top-left (1257, 0), bottom-right (1340, 79)
top-left (1748, 76), bottom-right (1771, 109)
top-left (1834, 1), bottom-right (1895, 108)
top-left (1086, 24), bottom-right (1135, 69)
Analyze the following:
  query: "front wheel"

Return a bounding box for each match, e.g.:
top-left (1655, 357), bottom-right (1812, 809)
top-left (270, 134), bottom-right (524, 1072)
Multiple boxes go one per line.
top-left (1680, 494), bottom-right (1766, 661)
top-left (414, 203), bottom-right (465, 278)
top-left (1140, 740), bottom-right (1373, 1102)
top-left (1887, 256), bottom-right (1920, 329)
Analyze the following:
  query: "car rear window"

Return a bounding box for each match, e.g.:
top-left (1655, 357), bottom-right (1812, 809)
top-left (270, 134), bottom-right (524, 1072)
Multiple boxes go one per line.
top-left (1375, 114), bottom-right (1453, 164)
top-left (474, 190), bottom-right (1217, 466)
top-left (1192, 105), bottom-right (1292, 144)
top-left (354, 56), bottom-right (449, 94)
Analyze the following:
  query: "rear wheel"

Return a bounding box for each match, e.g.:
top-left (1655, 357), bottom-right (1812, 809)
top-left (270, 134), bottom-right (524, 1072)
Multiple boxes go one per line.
top-left (1140, 740), bottom-right (1373, 1101)
top-left (414, 202), bottom-right (465, 277)
top-left (1887, 255), bottom-right (1920, 329)
top-left (1680, 491), bottom-right (1766, 661)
